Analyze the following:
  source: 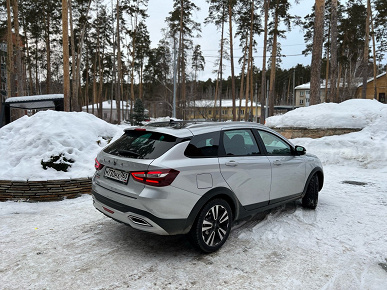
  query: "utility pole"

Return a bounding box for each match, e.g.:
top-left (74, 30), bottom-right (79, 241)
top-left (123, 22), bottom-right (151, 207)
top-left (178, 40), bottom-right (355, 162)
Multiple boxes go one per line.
top-left (293, 69), bottom-right (295, 109)
top-left (266, 79), bottom-right (269, 118)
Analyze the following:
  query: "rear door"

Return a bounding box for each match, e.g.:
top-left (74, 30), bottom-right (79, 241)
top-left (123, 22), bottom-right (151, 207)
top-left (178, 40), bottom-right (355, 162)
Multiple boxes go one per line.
top-left (218, 128), bottom-right (272, 209)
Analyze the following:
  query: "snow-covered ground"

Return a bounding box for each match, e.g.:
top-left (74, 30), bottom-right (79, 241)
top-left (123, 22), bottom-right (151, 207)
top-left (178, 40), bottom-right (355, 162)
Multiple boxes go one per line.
top-left (1, 99), bottom-right (387, 289)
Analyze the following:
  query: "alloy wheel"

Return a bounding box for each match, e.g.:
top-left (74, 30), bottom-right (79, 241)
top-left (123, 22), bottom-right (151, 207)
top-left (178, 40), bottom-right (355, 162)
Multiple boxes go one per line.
top-left (201, 204), bottom-right (230, 247)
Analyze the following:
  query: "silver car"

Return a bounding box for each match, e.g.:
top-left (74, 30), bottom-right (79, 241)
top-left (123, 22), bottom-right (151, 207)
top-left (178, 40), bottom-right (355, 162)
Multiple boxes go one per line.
top-left (92, 121), bottom-right (323, 252)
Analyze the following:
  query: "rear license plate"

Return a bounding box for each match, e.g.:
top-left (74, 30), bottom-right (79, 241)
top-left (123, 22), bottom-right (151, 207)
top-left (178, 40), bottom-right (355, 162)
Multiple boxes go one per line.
top-left (104, 167), bottom-right (129, 184)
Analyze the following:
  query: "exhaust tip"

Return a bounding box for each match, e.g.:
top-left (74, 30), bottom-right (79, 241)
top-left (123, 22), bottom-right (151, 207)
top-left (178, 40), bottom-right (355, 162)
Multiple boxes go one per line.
top-left (128, 215), bottom-right (152, 227)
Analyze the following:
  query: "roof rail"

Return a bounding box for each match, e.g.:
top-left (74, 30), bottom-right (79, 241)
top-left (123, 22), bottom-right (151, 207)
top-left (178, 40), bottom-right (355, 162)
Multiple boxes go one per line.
top-left (145, 119), bottom-right (213, 129)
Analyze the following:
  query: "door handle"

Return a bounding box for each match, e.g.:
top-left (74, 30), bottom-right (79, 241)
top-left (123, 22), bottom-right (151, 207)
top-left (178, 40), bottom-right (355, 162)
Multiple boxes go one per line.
top-left (273, 160), bottom-right (282, 166)
top-left (225, 161), bottom-right (238, 167)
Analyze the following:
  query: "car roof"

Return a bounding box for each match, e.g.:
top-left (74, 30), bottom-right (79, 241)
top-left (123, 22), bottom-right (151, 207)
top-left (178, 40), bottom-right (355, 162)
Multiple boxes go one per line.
top-left (136, 121), bottom-right (279, 138)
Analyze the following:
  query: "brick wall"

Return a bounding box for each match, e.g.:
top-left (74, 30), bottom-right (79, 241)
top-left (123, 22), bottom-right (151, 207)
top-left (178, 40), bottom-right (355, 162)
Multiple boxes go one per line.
top-left (271, 127), bottom-right (361, 139)
top-left (0, 178), bottom-right (92, 202)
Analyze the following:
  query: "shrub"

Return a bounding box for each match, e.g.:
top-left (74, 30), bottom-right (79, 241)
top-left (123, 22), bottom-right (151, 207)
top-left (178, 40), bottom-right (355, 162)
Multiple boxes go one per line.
top-left (41, 154), bottom-right (75, 172)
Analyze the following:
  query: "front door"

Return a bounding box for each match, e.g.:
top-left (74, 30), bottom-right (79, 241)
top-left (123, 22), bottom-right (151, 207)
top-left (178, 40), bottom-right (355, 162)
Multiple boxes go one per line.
top-left (257, 130), bottom-right (306, 203)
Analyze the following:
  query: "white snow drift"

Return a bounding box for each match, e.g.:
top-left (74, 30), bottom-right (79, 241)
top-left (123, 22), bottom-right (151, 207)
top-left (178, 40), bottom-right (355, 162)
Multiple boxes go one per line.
top-left (0, 110), bottom-right (123, 181)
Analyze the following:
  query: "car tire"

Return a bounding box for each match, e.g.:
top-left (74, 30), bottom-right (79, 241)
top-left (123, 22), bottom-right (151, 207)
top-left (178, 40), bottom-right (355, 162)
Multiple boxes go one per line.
top-left (188, 198), bottom-right (232, 253)
top-left (302, 174), bottom-right (319, 209)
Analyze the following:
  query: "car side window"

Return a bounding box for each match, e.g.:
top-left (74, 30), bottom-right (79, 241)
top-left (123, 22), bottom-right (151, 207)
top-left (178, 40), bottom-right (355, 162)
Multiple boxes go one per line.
top-left (258, 130), bottom-right (292, 156)
top-left (222, 129), bottom-right (260, 156)
top-left (184, 131), bottom-right (220, 158)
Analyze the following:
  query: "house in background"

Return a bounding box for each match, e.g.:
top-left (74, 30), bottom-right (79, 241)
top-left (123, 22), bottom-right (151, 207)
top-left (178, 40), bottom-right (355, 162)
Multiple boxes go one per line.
top-left (82, 100), bottom-right (149, 123)
top-left (294, 83), bottom-right (312, 107)
top-left (186, 99), bottom-right (262, 121)
top-left (295, 73), bottom-right (387, 106)
top-left (355, 72), bottom-right (386, 103)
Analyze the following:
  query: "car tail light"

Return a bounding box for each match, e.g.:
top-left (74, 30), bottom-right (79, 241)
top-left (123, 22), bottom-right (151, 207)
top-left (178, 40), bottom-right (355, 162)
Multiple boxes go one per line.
top-left (95, 158), bottom-right (104, 171)
top-left (131, 169), bottom-right (179, 187)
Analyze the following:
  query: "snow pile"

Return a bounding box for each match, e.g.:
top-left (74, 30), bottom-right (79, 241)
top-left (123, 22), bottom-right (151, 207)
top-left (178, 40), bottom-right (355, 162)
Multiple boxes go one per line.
top-left (0, 111), bottom-right (123, 181)
top-left (266, 99), bottom-right (386, 129)
top-left (289, 101), bottom-right (387, 169)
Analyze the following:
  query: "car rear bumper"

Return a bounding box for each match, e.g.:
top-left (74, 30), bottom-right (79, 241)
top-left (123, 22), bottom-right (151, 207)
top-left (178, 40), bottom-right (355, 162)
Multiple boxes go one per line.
top-left (92, 190), bottom-right (190, 235)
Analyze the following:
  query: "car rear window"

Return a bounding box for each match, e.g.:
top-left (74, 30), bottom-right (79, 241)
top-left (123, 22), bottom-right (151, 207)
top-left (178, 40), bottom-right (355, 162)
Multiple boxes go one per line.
top-left (184, 131), bottom-right (220, 158)
top-left (103, 130), bottom-right (177, 159)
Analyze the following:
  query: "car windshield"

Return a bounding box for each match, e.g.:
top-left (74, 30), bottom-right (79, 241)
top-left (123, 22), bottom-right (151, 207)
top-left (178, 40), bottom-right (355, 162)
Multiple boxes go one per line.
top-left (103, 130), bottom-right (177, 159)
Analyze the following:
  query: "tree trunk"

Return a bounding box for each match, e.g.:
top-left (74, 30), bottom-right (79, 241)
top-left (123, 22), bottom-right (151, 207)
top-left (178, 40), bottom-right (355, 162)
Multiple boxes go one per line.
top-left (85, 54), bottom-right (89, 113)
top-left (92, 57), bottom-right (97, 115)
top-left (249, 54), bottom-right (254, 121)
top-left (325, 43), bottom-right (329, 102)
top-left (269, 0), bottom-right (279, 115)
top-left (74, 0), bottom-right (92, 111)
top-left (244, 48), bottom-right (250, 121)
top-left (361, 0), bottom-right (371, 99)
top-left (45, 14), bottom-right (51, 94)
top-left (22, 11), bottom-right (34, 95)
top-left (228, 1), bottom-right (236, 121)
top-left (370, 0), bottom-right (377, 99)
top-left (35, 38), bottom-right (39, 94)
top-left (330, 0), bottom-right (338, 103)
top-left (218, 6), bottom-right (225, 121)
top-left (309, 0), bottom-right (325, 105)
top-left (116, 0), bottom-right (121, 124)
top-left (260, 0), bottom-right (270, 123)
top-left (336, 61), bottom-right (342, 102)
top-left (6, 0), bottom-right (13, 99)
top-left (130, 20), bottom-right (136, 119)
top-left (244, 0), bottom-right (254, 121)
top-left (62, 0), bottom-right (70, 111)
top-left (238, 42), bottom-right (247, 121)
top-left (12, 0), bottom-right (24, 96)
top-left (179, 0), bottom-right (186, 120)
top-left (69, 0), bottom-right (78, 111)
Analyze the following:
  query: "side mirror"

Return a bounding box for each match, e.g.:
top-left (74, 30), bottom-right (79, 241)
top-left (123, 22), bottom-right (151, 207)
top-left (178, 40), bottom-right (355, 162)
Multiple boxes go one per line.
top-left (295, 145), bottom-right (306, 156)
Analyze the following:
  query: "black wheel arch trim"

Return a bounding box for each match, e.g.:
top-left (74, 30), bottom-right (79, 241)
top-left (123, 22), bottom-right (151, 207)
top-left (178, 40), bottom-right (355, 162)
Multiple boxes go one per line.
top-left (302, 167), bottom-right (324, 197)
top-left (184, 187), bottom-right (242, 233)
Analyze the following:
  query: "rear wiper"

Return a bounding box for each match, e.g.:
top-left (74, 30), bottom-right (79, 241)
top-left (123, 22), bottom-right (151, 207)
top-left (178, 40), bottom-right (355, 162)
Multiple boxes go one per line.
top-left (117, 150), bottom-right (140, 157)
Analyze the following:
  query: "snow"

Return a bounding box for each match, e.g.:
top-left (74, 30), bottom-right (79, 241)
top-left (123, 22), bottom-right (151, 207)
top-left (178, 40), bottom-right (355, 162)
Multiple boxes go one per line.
top-left (0, 110), bottom-right (124, 181)
top-left (4, 94), bottom-right (64, 103)
top-left (82, 100), bottom-right (149, 113)
top-left (189, 99), bottom-right (260, 107)
top-left (266, 99), bottom-right (386, 129)
top-left (1, 99), bottom-right (387, 289)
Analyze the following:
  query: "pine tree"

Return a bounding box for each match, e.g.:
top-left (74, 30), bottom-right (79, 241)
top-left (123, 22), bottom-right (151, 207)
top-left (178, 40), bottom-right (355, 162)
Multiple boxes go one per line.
top-left (133, 21), bottom-right (150, 101)
top-left (191, 44), bottom-right (205, 88)
top-left (133, 98), bottom-right (145, 125)
top-left (268, 0), bottom-right (293, 114)
top-left (167, 0), bottom-right (201, 119)
top-left (206, 0), bottom-right (228, 121)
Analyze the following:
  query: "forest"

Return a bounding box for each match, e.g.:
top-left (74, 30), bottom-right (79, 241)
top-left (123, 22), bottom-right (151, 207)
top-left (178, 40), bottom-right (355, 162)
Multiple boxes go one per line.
top-left (1, 0), bottom-right (386, 123)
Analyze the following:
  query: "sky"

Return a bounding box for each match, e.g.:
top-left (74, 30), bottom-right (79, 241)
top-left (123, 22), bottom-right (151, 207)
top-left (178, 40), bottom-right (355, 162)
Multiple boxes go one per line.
top-left (145, 0), bottom-right (316, 81)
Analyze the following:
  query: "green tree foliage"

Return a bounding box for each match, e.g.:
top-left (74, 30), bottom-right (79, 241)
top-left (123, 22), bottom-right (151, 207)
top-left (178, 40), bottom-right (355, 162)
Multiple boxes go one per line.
top-left (191, 44), bottom-right (205, 82)
top-left (132, 98), bottom-right (145, 125)
top-left (374, 0), bottom-right (387, 61)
